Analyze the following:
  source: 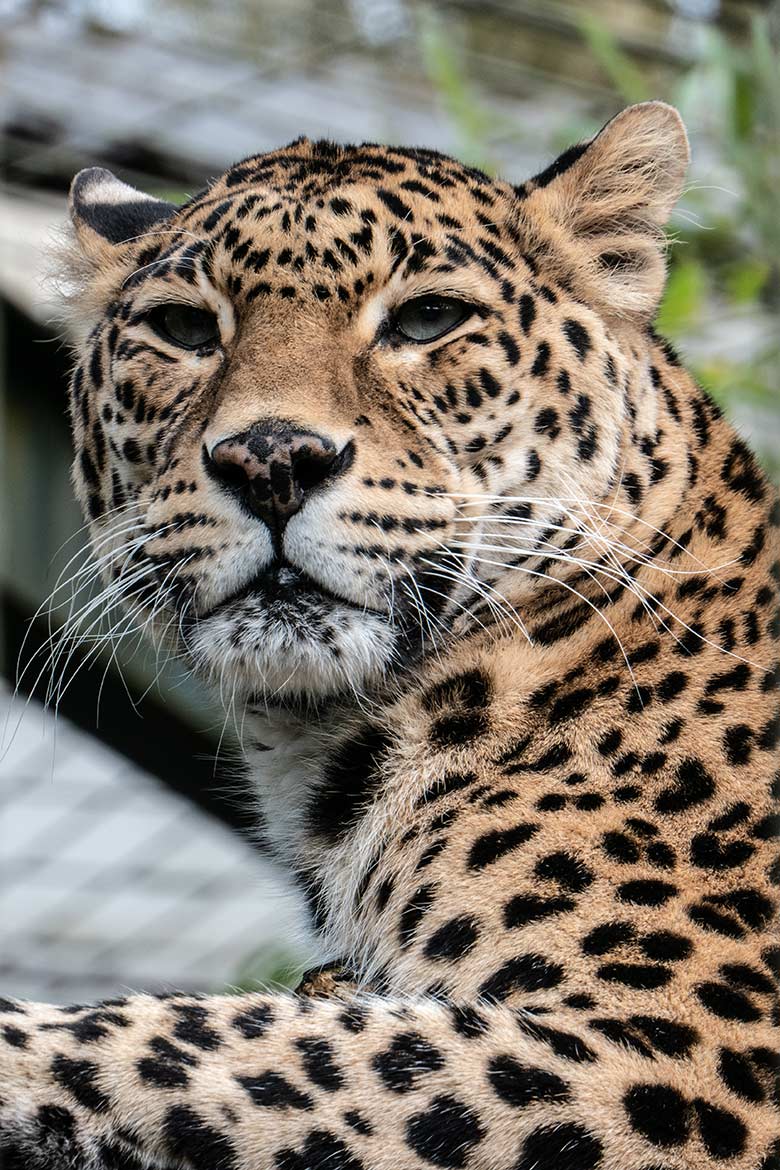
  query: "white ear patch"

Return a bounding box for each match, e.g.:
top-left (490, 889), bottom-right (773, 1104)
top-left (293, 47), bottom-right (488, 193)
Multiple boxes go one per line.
top-left (69, 167), bottom-right (178, 246)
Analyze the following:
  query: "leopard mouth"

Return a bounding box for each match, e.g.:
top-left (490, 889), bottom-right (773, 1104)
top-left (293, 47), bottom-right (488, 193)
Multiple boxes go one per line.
top-left (199, 561), bottom-right (388, 622)
top-left (182, 559), bottom-right (398, 703)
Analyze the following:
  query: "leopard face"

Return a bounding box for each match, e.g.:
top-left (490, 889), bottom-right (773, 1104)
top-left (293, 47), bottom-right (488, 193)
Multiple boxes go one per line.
top-left (64, 103), bottom-right (688, 705)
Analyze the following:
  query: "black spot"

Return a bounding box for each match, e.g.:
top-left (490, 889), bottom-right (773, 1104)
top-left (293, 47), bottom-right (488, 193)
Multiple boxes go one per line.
top-left (602, 831), bottom-right (640, 864)
top-left (515, 1122), bottom-right (603, 1170)
top-left (534, 851), bottom-right (594, 892)
top-left (516, 1018), bottom-right (597, 1063)
top-left (479, 953), bottom-right (564, 1000)
top-left (640, 931), bottom-right (692, 962)
top-left (373, 1031), bottom-right (445, 1093)
top-left (504, 893), bottom-right (575, 928)
top-left (723, 723), bottom-right (754, 766)
top-left (694, 1099), bottom-right (747, 1160)
top-left (719, 961), bottom-right (774, 994)
top-left (656, 672), bottom-right (688, 702)
top-left (296, 1037), bottom-right (344, 1092)
top-left (624, 1083), bottom-right (690, 1147)
top-left (36, 1103), bottom-right (76, 1141)
top-left (760, 1139), bottom-right (780, 1170)
top-left (398, 884), bottom-right (436, 946)
top-left (708, 801), bottom-right (751, 832)
top-left (235, 1070), bottom-right (313, 1110)
top-left (137, 1056), bottom-right (190, 1088)
top-left (427, 670), bottom-right (491, 747)
top-left (51, 1054), bottom-right (110, 1112)
top-left (629, 1016), bottom-right (698, 1058)
top-left (549, 688), bottom-right (596, 723)
top-left (467, 822), bottom-right (539, 869)
top-left (718, 1047), bottom-right (765, 1102)
top-left (449, 1004), bottom-right (489, 1038)
top-left (488, 1055), bottom-right (570, 1106)
top-left (531, 341), bottom-right (550, 376)
top-left (344, 1110), bottom-right (373, 1136)
top-left (597, 963), bottom-right (671, 989)
top-left (695, 982), bottom-right (762, 1022)
top-left (1, 1025), bottom-right (28, 1048)
top-left (0, 997), bottom-right (24, 1014)
top-left (518, 294), bottom-right (536, 334)
top-left (534, 407), bottom-right (560, 438)
top-left (690, 832), bottom-right (755, 871)
top-left (528, 139), bottom-right (589, 188)
top-left (377, 189), bottom-right (412, 219)
top-left (565, 993), bottom-right (596, 1010)
top-left (170, 1003), bottom-right (222, 1051)
top-left (497, 331), bottom-right (520, 365)
top-left (597, 728), bottom-right (623, 755)
top-left (582, 921), bottom-right (635, 955)
top-left (415, 771), bottom-right (476, 807)
top-left (563, 319), bottom-right (591, 360)
top-left (275, 1129), bottom-right (365, 1170)
top-left (232, 1003), bottom-right (274, 1038)
top-left (424, 915), bottom-right (480, 961)
top-left (339, 1004), bottom-right (368, 1033)
top-left (405, 1095), bottom-right (484, 1168)
top-left (617, 880), bottom-right (677, 907)
top-left (312, 725), bottom-right (391, 841)
top-left (147, 1035), bottom-right (198, 1067)
top-left (722, 437), bottom-right (765, 503)
top-left (654, 759), bottom-right (715, 814)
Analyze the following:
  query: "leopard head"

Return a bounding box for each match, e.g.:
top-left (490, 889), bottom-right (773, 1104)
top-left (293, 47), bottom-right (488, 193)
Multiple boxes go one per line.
top-left (63, 102), bottom-right (689, 706)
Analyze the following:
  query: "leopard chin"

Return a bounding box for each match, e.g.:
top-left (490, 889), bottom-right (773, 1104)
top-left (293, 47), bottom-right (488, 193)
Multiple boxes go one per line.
top-left (185, 571), bottom-right (397, 704)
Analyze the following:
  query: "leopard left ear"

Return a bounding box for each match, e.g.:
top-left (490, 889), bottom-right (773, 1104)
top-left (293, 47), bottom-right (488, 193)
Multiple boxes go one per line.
top-left (516, 102), bottom-right (690, 320)
top-left (69, 167), bottom-right (178, 260)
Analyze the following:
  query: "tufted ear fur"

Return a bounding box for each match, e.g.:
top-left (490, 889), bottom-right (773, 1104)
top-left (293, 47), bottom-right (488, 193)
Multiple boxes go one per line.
top-left (58, 169), bottom-right (179, 346)
top-left (516, 102), bottom-right (690, 321)
top-left (68, 167), bottom-right (178, 261)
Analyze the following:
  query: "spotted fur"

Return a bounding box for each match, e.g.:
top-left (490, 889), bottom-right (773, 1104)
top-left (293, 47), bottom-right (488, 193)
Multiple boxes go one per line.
top-left (1, 102), bottom-right (778, 1170)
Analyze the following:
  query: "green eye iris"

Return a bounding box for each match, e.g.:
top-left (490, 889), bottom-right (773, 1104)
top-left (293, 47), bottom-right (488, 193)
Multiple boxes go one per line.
top-left (393, 296), bottom-right (472, 343)
top-left (149, 304), bottom-right (220, 350)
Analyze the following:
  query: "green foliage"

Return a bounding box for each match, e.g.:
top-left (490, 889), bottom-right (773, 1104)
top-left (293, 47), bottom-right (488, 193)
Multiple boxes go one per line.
top-left (227, 947), bottom-right (302, 994)
top-left (416, 5), bottom-right (497, 172)
top-left (582, 12), bottom-right (779, 472)
top-left (655, 257), bottom-right (706, 337)
top-left (578, 12), bottom-right (650, 104)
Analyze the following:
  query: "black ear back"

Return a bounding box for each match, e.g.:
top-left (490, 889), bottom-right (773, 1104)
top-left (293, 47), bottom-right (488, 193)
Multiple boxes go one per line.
top-left (69, 167), bottom-right (178, 246)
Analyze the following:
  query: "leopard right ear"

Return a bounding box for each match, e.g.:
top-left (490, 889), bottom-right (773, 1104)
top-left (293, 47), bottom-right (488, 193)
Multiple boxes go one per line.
top-left (69, 167), bottom-right (178, 261)
top-left (515, 102), bottom-right (690, 321)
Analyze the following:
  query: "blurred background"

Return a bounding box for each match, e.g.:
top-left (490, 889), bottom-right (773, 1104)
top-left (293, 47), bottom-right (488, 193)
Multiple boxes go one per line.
top-left (0, 0), bottom-right (778, 1003)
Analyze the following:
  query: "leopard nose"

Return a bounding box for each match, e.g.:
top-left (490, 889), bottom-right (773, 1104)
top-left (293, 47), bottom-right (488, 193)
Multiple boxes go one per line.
top-left (206, 421), bottom-right (354, 537)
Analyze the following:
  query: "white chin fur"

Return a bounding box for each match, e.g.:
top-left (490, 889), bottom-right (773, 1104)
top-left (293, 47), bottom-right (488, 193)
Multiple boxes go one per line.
top-left (187, 595), bottom-right (396, 702)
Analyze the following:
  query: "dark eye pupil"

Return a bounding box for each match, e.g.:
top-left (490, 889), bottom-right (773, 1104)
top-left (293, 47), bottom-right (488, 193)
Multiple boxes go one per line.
top-left (394, 296), bottom-right (470, 342)
top-left (150, 304), bottom-right (219, 349)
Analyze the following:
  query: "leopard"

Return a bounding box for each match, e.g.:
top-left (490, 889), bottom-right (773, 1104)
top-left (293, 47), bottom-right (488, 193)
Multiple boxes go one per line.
top-left (0, 100), bottom-right (778, 1170)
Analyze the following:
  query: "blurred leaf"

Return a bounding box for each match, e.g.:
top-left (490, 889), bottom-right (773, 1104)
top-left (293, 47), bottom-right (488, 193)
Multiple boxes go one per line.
top-left (150, 187), bottom-right (191, 204)
top-left (227, 947), bottom-right (301, 994)
top-left (725, 259), bottom-right (771, 304)
top-left (416, 5), bottom-right (495, 171)
top-left (657, 258), bottom-right (707, 338)
top-left (577, 14), bottom-right (650, 104)
top-left (732, 70), bottom-right (755, 141)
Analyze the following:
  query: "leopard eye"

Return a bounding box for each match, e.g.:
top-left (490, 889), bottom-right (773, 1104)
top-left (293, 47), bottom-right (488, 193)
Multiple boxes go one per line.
top-left (393, 296), bottom-right (473, 343)
top-left (147, 304), bottom-right (220, 350)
